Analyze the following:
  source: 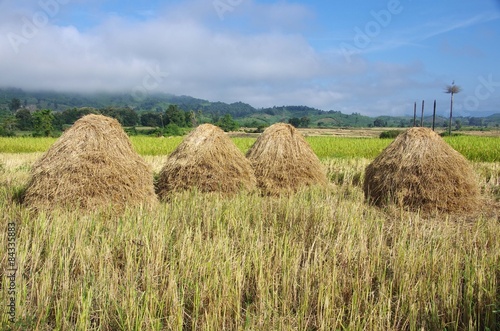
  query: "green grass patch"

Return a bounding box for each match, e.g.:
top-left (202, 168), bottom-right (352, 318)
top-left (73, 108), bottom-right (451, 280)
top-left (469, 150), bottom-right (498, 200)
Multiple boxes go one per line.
top-left (130, 136), bottom-right (184, 155)
top-left (306, 136), bottom-right (391, 159)
top-left (0, 137), bottom-right (56, 153)
top-left (445, 136), bottom-right (500, 162)
top-left (0, 135), bottom-right (498, 162)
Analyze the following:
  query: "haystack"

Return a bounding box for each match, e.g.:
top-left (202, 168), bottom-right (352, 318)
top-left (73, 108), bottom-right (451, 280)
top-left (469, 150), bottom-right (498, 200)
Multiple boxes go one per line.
top-left (363, 127), bottom-right (480, 213)
top-left (23, 114), bottom-right (157, 211)
top-left (156, 124), bottom-right (256, 198)
top-left (246, 123), bottom-right (328, 195)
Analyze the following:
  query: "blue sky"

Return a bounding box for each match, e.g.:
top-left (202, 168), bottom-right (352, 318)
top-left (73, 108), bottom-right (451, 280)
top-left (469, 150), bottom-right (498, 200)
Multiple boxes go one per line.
top-left (0, 0), bottom-right (499, 116)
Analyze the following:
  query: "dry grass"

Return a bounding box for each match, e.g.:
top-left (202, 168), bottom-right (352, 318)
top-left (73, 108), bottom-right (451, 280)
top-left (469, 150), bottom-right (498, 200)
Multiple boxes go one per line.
top-left (22, 115), bottom-right (157, 212)
top-left (364, 127), bottom-right (481, 214)
top-left (156, 124), bottom-right (256, 199)
top-left (246, 123), bottom-right (328, 195)
top-left (0, 153), bottom-right (499, 330)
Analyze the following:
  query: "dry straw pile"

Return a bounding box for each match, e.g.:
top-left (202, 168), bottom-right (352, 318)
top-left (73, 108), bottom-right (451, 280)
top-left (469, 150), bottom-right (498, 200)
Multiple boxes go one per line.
top-left (363, 127), bottom-right (480, 213)
top-left (156, 123), bottom-right (256, 198)
top-left (23, 114), bottom-right (157, 211)
top-left (246, 123), bottom-right (328, 195)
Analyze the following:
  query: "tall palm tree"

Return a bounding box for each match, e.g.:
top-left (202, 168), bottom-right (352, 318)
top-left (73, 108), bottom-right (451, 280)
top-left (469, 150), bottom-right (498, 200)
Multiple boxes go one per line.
top-left (445, 81), bottom-right (462, 136)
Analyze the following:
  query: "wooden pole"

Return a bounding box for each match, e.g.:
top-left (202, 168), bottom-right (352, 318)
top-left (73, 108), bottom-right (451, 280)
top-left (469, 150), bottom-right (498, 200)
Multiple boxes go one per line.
top-left (432, 100), bottom-right (436, 131)
top-left (413, 102), bottom-right (416, 127)
top-left (448, 92), bottom-right (454, 136)
top-left (420, 100), bottom-right (424, 127)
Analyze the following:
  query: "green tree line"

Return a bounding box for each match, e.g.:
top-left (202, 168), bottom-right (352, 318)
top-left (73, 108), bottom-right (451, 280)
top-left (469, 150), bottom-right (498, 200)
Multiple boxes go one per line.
top-left (0, 101), bottom-right (240, 137)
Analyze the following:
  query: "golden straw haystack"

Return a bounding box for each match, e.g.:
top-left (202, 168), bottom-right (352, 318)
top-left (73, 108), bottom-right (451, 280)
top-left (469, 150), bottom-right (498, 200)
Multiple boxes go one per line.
top-left (246, 123), bottom-right (328, 195)
top-left (156, 124), bottom-right (256, 198)
top-left (363, 127), bottom-right (480, 213)
top-left (23, 114), bottom-right (157, 211)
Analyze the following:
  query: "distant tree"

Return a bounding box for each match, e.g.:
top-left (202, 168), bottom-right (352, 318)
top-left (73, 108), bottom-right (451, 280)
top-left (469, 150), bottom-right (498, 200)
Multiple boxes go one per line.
top-left (164, 105), bottom-right (186, 127)
top-left (299, 116), bottom-right (310, 128)
top-left (59, 107), bottom-right (96, 125)
top-left (1, 116), bottom-right (17, 131)
top-left (211, 111), bottom-right (220, 124)
top-left (140, 99), bottom-right (156, 111)
top-left (163, 123), bottom-right (182, 136)
top-left (468, 117), bottom-right (484, 127)
top-left (118, 108), bottom-right (139, 126)
top-left (140, 112), bottom-right (163, 127)
top-left (288, 117), bottom-right (301, 127)
top-left (32, 109), bottom-right (55, 136)
top-left (445, 81), bottom-right (462, 136)
top-left (216, 114), bottom-right (239, 132)
top-left (0, 127), bottom-right (14, 137)
top-left (101, 107), bottom-right (138, 126)
top-left (15, 109), bottom-right (33, 130)
top-left (0, 117), bottom-right (16, 136)
top-left (197, 110), bottom-right (203, 124)
top-left (8, 98), bottom-right (21, 112)
top-left (254, 124), bottom-right (268, 133)
top-left (186, 110), bottom-right (196, 127)
top-left (51, 112), bottom-right (64, 131)
top-left (379, 130), bottom-right (402, 139)
top-left (373, 118), bottom-right (387, 127)
top-left (455, 120), bottom-right (462, 131)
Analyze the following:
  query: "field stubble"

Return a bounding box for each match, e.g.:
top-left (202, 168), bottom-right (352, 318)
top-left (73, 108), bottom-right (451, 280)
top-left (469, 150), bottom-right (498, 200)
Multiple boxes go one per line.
top-left (0, 149), bottom-right (499, 330)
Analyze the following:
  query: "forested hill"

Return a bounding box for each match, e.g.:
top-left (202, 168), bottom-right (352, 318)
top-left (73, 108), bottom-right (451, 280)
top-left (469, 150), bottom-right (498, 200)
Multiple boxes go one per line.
top-left (0, 88), bottom-right (499, 128)
top-left (0, 88), bottom-right (253, 115)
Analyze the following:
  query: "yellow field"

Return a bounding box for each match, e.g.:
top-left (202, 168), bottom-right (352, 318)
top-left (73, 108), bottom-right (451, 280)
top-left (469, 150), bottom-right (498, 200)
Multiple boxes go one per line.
top-left (0, 150), bottom-right (499, 330)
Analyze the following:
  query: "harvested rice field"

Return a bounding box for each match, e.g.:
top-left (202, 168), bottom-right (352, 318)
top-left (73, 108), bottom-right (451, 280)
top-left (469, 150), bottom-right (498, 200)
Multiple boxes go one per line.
top-left (0, 128), bottom-right (499, 330)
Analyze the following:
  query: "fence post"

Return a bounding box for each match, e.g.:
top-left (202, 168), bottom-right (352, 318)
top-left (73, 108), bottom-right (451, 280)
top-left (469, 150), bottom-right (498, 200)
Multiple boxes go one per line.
top-left (413, 102), bottom-right (417, 127)
top-left (421, 100), bottom-right (424, 127)
top-left (432, 100), bottom-right (436, 131)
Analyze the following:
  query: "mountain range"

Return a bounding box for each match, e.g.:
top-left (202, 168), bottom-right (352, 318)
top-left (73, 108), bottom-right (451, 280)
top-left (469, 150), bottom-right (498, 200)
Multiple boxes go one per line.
top-left (1, 88), bottom-right (499, 128)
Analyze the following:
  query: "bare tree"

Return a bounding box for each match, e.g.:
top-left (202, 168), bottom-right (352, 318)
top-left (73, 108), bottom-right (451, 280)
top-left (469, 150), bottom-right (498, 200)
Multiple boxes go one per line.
top-left (444, 81), bottom-right (462, 136)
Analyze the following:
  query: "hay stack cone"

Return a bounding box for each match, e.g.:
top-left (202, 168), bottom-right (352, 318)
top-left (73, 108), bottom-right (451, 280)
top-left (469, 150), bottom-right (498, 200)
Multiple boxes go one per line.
top-left (363, 127), bottom-right (480, 213)
top-left (246, 123), bottom-right (328, 195)
top-left (24, 114), bottom-right (157, 211)
top-left (156, 124), bottom-right (256, 198)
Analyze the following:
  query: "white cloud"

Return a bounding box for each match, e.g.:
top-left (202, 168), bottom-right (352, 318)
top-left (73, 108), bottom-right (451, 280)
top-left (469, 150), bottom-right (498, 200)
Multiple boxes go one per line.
top-left (3, 0), bottom-right (493, 116)
top-left (0, 1), bottom-right (350, 108)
